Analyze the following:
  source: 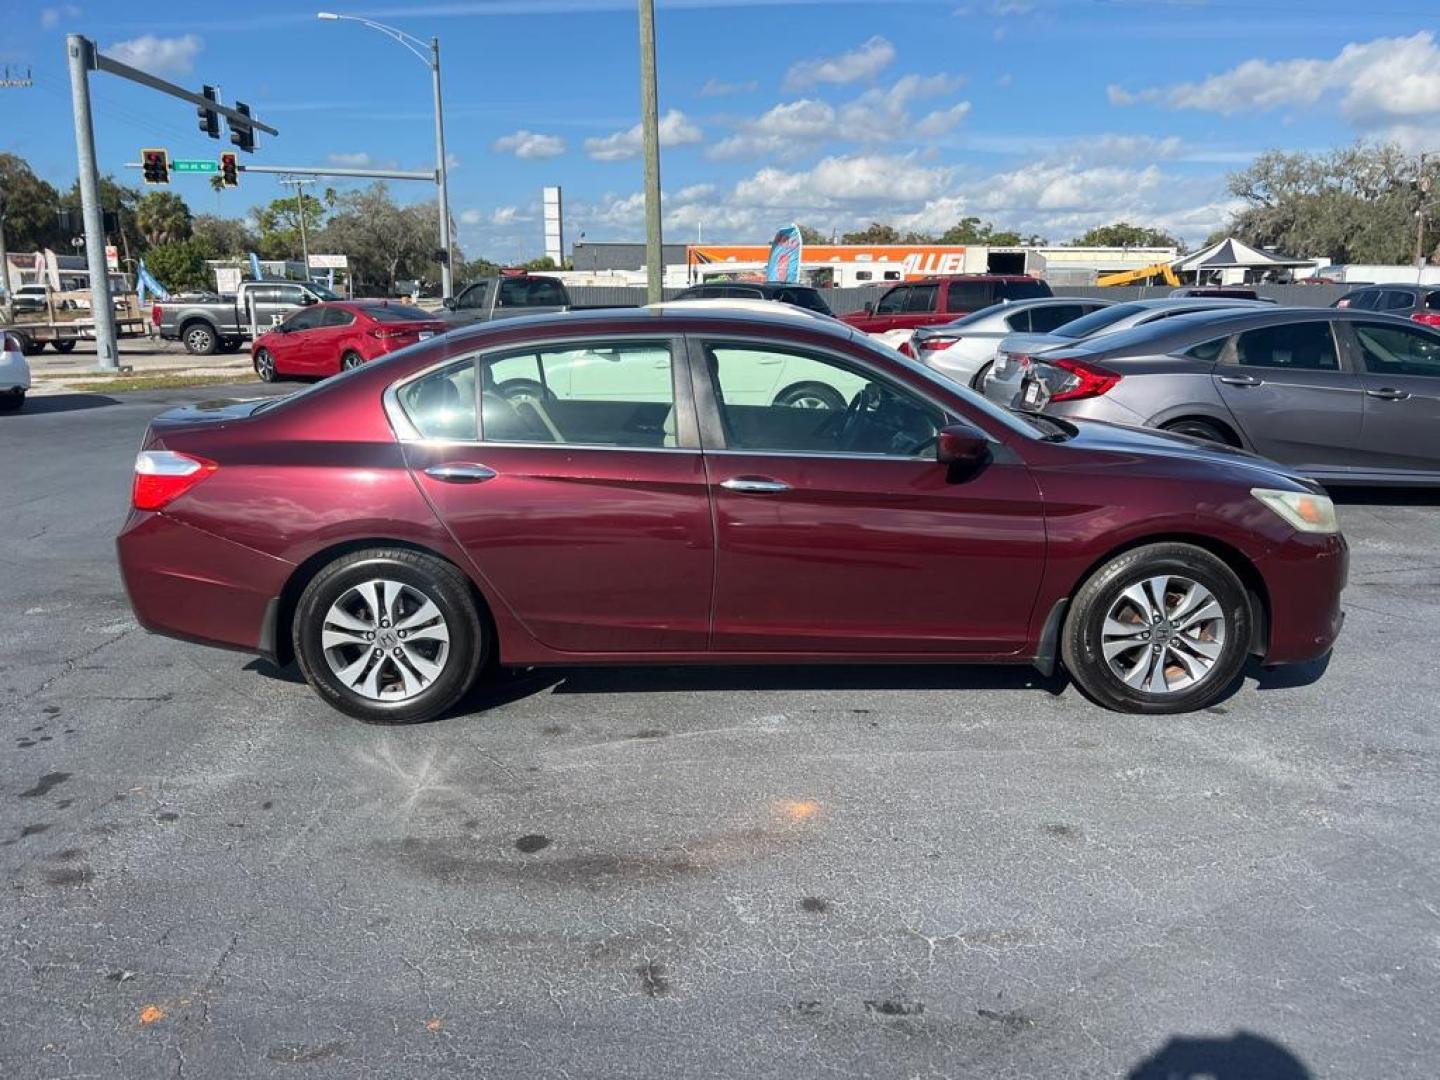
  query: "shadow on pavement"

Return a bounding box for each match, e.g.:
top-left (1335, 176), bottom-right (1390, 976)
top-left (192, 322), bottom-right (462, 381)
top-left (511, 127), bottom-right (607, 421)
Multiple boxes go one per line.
top-left (14, 392), bottom-right (120, 414)
top-left (1247, 651), bottom-right (1332, 691)
top-left (1129, 1030), bottom-right (1311, 1079)
top-left (1331, 486), bottom-right (1440, 507)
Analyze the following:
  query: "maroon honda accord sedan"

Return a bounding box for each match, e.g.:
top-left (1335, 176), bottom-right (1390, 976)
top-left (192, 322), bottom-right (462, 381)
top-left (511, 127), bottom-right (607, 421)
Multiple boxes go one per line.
top-left (117, 305), bottom-right (1347, 721)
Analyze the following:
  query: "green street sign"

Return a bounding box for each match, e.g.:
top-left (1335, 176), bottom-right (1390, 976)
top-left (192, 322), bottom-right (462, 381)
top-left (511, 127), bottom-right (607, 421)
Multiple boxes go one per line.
top-left (172, 159), bottom-right (219, 173)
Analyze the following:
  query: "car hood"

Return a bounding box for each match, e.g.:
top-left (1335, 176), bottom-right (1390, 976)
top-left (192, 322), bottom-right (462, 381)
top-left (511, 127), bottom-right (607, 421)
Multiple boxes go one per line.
top-left (1057, 415), bottom-right (1313, 487)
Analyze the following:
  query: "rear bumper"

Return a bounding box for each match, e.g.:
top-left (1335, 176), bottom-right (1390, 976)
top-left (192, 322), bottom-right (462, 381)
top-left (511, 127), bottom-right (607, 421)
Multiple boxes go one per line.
top-left (116, 510), bottom-right (293, 656)
top-left (1255, 531), bottom-right (1349, 665)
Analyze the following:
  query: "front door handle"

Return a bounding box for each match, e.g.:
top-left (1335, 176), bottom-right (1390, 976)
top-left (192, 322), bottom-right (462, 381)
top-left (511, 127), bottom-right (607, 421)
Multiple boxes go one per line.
top-left (1218, 374), bottom-right (1263, 387)
top-left (720, 477), bottom-right (791, 494)
top-left (1365, 387), bottom-right (1411, 401)
top-left (424, 463), bottom-right (497, 483)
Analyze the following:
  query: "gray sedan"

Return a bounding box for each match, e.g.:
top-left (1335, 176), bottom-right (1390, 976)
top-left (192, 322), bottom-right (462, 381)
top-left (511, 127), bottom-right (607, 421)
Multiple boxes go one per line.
top-left (984, 306), bottom-right (1440, 485)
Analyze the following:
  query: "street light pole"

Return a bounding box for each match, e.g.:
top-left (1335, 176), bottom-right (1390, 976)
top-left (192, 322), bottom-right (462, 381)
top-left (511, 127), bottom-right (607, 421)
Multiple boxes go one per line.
top-left (66, 34), bottom-right (119, 371)
top-left (317, 12), bottom-right (453, 300)
top-left (638, 0), bottom-right (664, 304)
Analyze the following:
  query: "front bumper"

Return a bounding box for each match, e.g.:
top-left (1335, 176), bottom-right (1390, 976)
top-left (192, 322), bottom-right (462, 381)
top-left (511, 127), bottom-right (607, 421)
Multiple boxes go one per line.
top-left (1254, 530), bottom-right (1349, 665)
top-left (116, 510), bottom-right (293, 655)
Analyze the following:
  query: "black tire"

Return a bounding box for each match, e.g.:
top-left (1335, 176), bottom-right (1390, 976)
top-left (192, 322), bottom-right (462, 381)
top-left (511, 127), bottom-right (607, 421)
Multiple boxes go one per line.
top-left (1162, 418), bottom-right (1235, 446)
top-left (253, 348), bottom-right (278, 383)
top-left (218, 337), bottom-right (243, 354)
top-left (340, 351), bottom-right (364, 373)
top-left (22, 337), bottom-right (45, 355)
top-left (51, 339), bottom-right (77, 354)
top-left (970, 361), bottom-right (994, 390)
top-left (181, 321), bottom-right (218, 356)
top-left (293, 548), bottom-right (487, 724)
top-left (774, 381), bottom-right (846, 410)
top-left (1061, 542), bottom-right (1251, 715)
top-left (0, 390), bottom-right (23, 413)
top-left (9, 332), bottom-right (35, 356)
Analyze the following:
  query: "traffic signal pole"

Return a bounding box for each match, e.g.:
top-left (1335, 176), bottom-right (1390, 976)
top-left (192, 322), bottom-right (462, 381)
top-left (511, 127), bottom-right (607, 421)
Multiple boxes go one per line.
top-left (66, 34), bottom-right (117, 371)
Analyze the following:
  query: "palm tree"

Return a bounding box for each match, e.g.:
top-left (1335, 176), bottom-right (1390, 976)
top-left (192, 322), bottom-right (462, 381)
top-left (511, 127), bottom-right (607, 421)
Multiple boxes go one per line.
top-left (135, 191), bottom-right (193, 247)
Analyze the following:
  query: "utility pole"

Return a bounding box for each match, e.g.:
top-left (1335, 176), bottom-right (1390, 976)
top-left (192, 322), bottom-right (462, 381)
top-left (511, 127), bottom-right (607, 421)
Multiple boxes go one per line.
top-left (0, 193), bottom-right (11, 321)
top-left (280, 177), bottom-right (312, 274)
top-left (431, 37), bottom-right (453, 300)
top-left (67, 34), bottom-right (118, 370)
top-left (1417, 152), bottom-right (1431, 272)
top-left (637, 0), bottom-right (664, 304)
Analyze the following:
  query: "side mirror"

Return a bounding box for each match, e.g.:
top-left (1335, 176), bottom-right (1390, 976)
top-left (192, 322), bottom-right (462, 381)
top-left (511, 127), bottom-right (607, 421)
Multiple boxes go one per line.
top-left (936, 422), bottom-right (990, 467)
top-left (442, 296), bottom-right (457, 310)
top-left (300, 293), bottom-right (317, 305)
top-left (863, 301), bottom-right (875, 315)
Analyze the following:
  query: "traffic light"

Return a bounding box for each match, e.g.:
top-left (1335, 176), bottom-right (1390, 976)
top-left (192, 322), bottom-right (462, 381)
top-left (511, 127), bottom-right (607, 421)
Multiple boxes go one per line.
top-left (197, 84), bottom-right (220, 138)
top-left (228, 101), bottom-right (255, 153)
top-left (219, 152), bottom-right (239, 188)
top-left (141, 148), bottom-right (169, 185)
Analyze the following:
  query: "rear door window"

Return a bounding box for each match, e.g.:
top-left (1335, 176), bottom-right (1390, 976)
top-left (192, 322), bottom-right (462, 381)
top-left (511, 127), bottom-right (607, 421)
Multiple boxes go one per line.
top-left (1235, 321), bottom-right (1340, 371)
top-left (1339, 289), bottom-right (1379, 310)
top-left (399, 360), bottom-right (479, 441)
top-left (946, 282), bottom-right (991, 311)
top-left (1426, 291), bottom-right (1440, 311)
top-left (1027, 304), bottom-right (1087, 333)
top-left (320, 307), bottom-right (355, 328)
top-left (1381, 290), bottom-right (1416, 313)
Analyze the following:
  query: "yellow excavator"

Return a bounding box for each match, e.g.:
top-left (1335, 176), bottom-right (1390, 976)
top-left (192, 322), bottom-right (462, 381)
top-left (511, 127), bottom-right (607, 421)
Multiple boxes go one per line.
top-left (1097, 262), bottom-right (1181, 287)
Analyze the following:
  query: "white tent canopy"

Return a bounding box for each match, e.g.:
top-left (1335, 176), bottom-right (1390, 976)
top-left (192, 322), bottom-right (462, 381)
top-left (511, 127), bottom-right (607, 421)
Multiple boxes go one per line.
top-left (1171, 237), bottom-right (1312, 274)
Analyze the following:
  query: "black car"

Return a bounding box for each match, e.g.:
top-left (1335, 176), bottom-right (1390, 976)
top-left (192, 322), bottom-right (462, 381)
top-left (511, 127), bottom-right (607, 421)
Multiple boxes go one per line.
top-left (1334, 283), bottom-right (1440, 326)
top-left (672, 281), bottom-right (834, 316)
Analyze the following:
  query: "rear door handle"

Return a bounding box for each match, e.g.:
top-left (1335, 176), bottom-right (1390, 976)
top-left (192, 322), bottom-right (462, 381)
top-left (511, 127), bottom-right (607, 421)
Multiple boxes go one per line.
top-left (1218, 374), bottom-right (1263, 387)
top-left (720, 477), bottom-right (791, 494)
top-left (424, 463), bottom-right (497, 483)
top-left (1365, 387), bottom-right (1411, 401)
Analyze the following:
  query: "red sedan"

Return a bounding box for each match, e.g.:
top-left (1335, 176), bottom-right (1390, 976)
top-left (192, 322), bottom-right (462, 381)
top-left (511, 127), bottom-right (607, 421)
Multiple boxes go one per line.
top-left (118, 307), bottom-right (1346, 723)
top-left (251, 300), bottom-right (448, 381)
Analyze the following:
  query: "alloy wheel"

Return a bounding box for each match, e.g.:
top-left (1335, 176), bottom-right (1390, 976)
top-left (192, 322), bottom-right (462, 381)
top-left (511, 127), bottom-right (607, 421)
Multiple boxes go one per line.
top-left (342, 353), bottom-right (363, 371)
top-left (255, 350), bottom-right (275, 381)
top-left (320, 579), bottom-right (452, 702)
top-left (1100, 575), bottom-right (1227, 694)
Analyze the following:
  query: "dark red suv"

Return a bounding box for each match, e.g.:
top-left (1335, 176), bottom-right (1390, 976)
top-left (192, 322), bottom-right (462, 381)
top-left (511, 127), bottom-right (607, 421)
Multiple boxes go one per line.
top-left (843, 275), bottom-right (1051, 335)
top-left (117, 306), bottom-right (1346, 722)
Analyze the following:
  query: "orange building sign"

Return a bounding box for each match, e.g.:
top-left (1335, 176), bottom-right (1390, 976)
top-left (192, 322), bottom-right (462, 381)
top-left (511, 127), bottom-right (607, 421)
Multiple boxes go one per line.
top-left (688, 244), bottom-right (970, 280)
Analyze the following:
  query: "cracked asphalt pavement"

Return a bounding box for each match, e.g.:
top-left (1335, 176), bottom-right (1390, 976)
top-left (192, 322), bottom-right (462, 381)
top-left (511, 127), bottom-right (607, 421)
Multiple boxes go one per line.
top-left (2, 387), bottom-right (1438, 1079)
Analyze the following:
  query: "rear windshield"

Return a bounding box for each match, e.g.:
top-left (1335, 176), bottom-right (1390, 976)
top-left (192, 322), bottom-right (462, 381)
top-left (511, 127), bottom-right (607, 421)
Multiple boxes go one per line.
top-left (1051, 303), bottom-right (1145, 339)
top-left (942, 301), bottom-right (1013, 328)
top-left (775, 287), bottom-right (833, 315)
top-left (365, 304), bottom-right (434, 322)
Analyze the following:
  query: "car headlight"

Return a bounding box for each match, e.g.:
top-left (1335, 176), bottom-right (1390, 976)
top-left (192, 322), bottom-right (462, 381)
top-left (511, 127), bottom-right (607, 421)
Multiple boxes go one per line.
top-left (1251, 488), bottom-right (1339, 534)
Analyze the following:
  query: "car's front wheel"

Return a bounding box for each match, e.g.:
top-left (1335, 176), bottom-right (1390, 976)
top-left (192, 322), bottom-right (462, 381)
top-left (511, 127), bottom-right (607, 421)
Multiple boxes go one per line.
top-left (1061, 543), bottom-right (1251, 714)
top-left (774, 381), bottom-right (846, 410)
top-left (253, 348), bottom-right (277, 382)
top-left (183, 322), bottom-right (217, 355)
top-left (340, 351), bottom-right (364, 373)
top-left (293, 548), bottom-right (487, 723)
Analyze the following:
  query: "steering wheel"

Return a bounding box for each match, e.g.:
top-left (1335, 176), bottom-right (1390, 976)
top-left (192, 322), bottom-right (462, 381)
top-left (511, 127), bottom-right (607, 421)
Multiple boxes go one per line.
top-left (832, 383), bottom-right (883, 450)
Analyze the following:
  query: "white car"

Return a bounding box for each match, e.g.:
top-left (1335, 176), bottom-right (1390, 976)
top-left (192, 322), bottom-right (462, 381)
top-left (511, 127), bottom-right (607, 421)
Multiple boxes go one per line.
top-left (1, 330), bottom-right (32, 412)
top-left (907, 298), bottom-right (1114, 389)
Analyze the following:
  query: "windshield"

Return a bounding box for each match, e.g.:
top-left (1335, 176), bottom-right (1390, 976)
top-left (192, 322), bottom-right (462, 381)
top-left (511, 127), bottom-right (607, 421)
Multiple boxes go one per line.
top-left (309, 285), bottom-right (340, 301)
top-left (1051, 303), bottom-right (1145, 339)
top-left (365, 304), bottom-right (434, 322)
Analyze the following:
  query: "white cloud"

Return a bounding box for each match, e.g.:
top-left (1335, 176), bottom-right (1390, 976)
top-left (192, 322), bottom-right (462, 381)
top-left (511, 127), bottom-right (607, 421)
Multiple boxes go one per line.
top-left (1111, 32), bottom-right (1440, 128)
top-left (732, 153), bottom-right (953, 209)
top-left (709, 75), bottom-right (969, 159)
top-left (990, 0), bottom-right (1033, 14)
top-left (492, 129), bottom-right (567, 159)
top-left (459, 209), bottom-right (485, 226)
top-left (784, 35), bottom-right (895, 91)
top-left (584, 110), bottom-right (703, 161)
top-left (40, 5), bottom-right (81, 30)
top-left (700, 77), bottom-right (758, 97)
top-left (105, 34), bottom-right (202, 77)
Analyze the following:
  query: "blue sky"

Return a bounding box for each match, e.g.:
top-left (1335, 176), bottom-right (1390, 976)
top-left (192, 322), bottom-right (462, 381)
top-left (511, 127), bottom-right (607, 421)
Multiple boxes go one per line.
top-left (3, 0), bottom-right (1438, 260)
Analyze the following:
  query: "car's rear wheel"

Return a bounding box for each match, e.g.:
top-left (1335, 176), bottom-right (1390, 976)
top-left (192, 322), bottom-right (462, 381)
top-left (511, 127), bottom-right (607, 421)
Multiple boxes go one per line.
top-left (253, 348), bottom-right (277, 382)
top-left (774, 381), bottom-right (846, 410)
top-left (219, 337), bottom-right (243, 353)
top-left (0, 390), bottom-right (24, 413)
top-left (51, 339), bottom-right (76, 354)
top-left (1162, 418), bottom-right (1235, 446)
top-left (293, 548), bottom-right (487, 724)
top-left (1061, 543), bottom-right (1251, 714)
top-left (182, 322), bottom-right (217, 356)
top-left (340, 351), bottom-right (364, 373)
top-left (970, 361), bottom-right (994, 390)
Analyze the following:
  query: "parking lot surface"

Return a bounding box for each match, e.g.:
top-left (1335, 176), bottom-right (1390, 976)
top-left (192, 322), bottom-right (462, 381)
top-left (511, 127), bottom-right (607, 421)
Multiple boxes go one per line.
top-left (2, 386), bottom-right (1438, 1079)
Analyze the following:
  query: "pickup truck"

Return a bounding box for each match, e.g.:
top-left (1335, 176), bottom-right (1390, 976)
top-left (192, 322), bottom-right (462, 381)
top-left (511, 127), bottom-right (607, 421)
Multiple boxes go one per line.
top-left (438, 274), bottom-right (575, 327)
top-left (841, 275), bottom-right (1052, 339)
top-left (153, 279), bottom-right (339, 355)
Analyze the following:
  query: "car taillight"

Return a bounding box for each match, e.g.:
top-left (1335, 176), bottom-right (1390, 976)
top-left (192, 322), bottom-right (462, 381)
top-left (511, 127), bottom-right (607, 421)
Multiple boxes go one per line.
top-left (897, 340), bottom-right (915, 358)
top-left (1046, 357), bottom-right (1121, 403)
top-left (1411, 312), bottom-right (1440, 327)
top-left (916, 336), bottom-right (957, 352)
top-left (369, 327), bottom-right (413, 339)
top-left (151, 304), bottom-right (162, 326)
top-left (132, 450), bottom-right (218, 511)
top-left (3, 331), bottom-right (21, 353)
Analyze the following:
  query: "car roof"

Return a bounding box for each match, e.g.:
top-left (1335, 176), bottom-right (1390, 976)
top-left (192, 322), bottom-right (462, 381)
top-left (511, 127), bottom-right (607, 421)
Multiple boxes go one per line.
top-left (1341, 282), bottom-right (1433, 292)
top-left (687, 281), bottom-right (818, 293)
top-left (1070, 305), bottom-right (1427, 357)
top-left (901, 274), bottom-right (1039, 285)
top-left (1123, 297), bottom-right (1272, 310)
